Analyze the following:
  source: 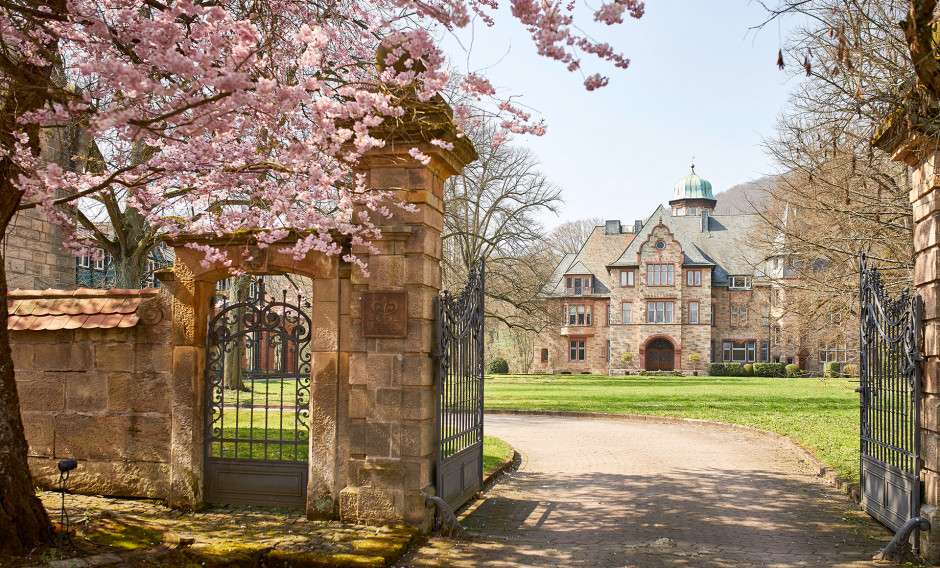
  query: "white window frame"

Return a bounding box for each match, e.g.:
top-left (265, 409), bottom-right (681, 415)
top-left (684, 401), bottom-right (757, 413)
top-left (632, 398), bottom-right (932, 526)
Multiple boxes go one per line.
top-left (647, 264), bottom-right (675, 286)
top-left (689, 301), bottom-right (699, 324)
top-left (646, 301), bottom-right (675, 324)
top-left (686, 270), bottom-right (701, 287)
top-left (622, 302), bottom-right (632, 324)
top-left (620, 270), bottom-right (635, 287)
top-left (728, 275), bottom-right (752, 290)
top-left (567, 305), bottom-right (592, 326)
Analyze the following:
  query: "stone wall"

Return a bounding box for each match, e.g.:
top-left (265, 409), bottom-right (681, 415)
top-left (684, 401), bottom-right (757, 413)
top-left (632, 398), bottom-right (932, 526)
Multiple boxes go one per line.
top-left (14, 293), bottom-right (173, 498)
top-left (4, 208), bottom-right (76, 290)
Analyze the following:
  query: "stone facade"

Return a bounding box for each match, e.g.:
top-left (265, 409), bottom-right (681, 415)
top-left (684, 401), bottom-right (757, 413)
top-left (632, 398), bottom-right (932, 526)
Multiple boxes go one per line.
top-left (4, 209), bottom-right (76, 291)
top-left (535, 188), bottom-right (855, 375)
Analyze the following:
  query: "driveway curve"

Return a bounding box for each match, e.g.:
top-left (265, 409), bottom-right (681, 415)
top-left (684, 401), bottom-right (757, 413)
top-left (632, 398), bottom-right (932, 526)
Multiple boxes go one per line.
top-left (398, 414), bottom-right (891, 568)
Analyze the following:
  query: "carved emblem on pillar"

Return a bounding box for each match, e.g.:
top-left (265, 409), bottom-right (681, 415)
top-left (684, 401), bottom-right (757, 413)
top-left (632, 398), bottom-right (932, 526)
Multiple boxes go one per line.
top-left (362, 291), bottom-right (408, 337)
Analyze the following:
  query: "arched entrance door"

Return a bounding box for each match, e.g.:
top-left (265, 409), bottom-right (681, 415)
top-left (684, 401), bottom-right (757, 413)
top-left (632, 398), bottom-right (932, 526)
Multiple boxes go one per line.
top-left (646, 338), bottom-right (674, 371)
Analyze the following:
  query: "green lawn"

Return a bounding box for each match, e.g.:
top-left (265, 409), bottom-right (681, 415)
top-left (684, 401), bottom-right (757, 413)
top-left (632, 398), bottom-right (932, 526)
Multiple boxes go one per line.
top-left (483, 435), bottom-right (512, 472)
top-left (484, 374), bottom-right (861, 483)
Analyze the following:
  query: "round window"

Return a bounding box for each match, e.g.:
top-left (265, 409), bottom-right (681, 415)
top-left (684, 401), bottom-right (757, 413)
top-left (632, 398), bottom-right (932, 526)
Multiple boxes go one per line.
top-left (655, 240), bottom-right (666, 250)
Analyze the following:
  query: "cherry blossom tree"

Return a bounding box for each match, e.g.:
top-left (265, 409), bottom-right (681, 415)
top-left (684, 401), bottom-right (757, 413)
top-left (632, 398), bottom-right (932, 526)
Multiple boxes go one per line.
top-left (0, 0), bottom-right (644, 553)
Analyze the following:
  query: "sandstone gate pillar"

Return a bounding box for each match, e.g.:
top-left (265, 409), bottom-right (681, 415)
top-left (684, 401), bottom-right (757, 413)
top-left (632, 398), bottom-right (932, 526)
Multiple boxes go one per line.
top-left (877, 126), bottom-right (940, 562)
top-left (338, 97), bottom-right (477, 530)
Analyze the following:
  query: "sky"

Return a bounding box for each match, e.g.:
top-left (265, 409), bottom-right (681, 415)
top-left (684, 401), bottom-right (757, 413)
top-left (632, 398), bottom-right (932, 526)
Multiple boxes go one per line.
top-left (439, 0), bottom-right (802, 229)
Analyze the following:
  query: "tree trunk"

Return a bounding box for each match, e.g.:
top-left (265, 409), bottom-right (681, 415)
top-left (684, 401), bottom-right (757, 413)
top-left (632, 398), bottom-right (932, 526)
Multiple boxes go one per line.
top-left (0, 254), bottom-right (51, 553)
top-left (224, 276), bottom-right (251, 392)
top-left (112, 252), bottom-right (144, 289)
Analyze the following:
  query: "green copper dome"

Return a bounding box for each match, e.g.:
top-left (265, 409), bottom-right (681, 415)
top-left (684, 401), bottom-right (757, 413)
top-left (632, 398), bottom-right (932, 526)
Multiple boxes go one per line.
top-left (672, 166), bottom-right (714, 201)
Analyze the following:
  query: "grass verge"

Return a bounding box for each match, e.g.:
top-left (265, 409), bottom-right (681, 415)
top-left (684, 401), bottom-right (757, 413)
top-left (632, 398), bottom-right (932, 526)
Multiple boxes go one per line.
top-left (483, 435), bottom-right (512, 473)
top-left (485, 373), bottom-right (860, 484)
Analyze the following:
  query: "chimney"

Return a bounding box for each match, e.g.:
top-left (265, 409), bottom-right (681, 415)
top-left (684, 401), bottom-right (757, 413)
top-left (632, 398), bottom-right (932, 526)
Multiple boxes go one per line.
top-left (633, 220), bottom-right (643, 234)
top-left (701, 210), bottom-right (710, 233)
top-left (605, 220), bottom-right (622, 235)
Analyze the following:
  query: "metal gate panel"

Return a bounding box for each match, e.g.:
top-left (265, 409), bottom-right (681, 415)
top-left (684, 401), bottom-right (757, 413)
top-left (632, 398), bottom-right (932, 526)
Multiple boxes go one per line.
top-left (859, 253), bottom-right (923, 533)
top-left (434, 261), bottom-right (485, 511)
top-left (205, 281), bottom-right (312, 508)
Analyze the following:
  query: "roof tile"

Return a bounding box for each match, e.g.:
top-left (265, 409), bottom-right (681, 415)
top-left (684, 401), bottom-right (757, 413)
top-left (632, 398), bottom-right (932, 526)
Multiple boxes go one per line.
top-left (7, 289), bottom-right (160, 331)
top-left (44, 314), bottom-right (73, 331)
top-left (63, 314), bottom-right (90, 330)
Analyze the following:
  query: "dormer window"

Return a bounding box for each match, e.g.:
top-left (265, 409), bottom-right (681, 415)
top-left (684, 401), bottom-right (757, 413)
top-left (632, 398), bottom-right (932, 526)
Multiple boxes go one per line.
top-left (728, 275), bottom-right (752, 290)
top-left (565, 276), bottom-right (591, 295)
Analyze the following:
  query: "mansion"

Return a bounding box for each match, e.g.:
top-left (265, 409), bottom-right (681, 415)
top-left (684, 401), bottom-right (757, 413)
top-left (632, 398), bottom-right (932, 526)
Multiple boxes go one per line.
top-left (533, 168), bottom-right (853, 374)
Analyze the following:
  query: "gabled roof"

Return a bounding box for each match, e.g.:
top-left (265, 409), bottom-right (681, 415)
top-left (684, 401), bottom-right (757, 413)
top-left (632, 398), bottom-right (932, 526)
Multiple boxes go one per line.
top-left (564, 261), bottom-right (592, 276)
top-left (607, 205), bottom-right (766, 285)
top-left (542, 225), bottom-right (635, 297)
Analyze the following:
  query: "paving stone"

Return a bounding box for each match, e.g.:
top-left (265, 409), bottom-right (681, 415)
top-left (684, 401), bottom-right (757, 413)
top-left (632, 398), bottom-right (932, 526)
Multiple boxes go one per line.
top-left (397, 414), bottom-right (894, 568)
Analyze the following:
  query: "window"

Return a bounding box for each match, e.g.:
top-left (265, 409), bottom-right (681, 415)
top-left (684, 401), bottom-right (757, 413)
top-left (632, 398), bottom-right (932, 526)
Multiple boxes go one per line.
top-left (94, 251), bottom-right (108, 271)
top-left (728, 275), bottom-right (752, 290)
top-left (217, 279), bottom-right (231, 292)
top-left (731, 306), bottom-right (748, 327)
top-left (567, 305), bottom-right (592, 326)
top-left (541, 348), bottom-right (549, 363)
top-left (723, 340), bottom-right (757, 363)
top-left (646, 301), bottom-right (675, 324)
top-left (569, 340), bottom-right (586, 361)
top-left (772, 325), bottom-right (781, 346)
top-left (761, 315), bottom-right (770, 327)
top-left (655, 240), bottom-right (666, 250)
top-left (566, 276), bottom-right (591, 295)
top-left (647, 264), bottom-right (674, 286)
top-left (620, 270), bottom-right (635, 287)
top-left (689, 207), bottom-right (698, 216)
top-left (144, 259), bottom-right (158, 288)
top-left (78, 254), bottom-right (91, 268)
top-left (621, 302), bottom-right (632, 324)
top-left (688, 301), bottom-right (699, 324)
top-left (760, 341), bottom-right (770, 363)
top-left (711, 341), bottom-right (717, 363)
top-left (606, 340), bottom-right (611, 362)
top-left (607, 305), bottom-right (611, 325)
top-left (830, 312), bottom-right (843, 326)
top-left (711, 305), bottom-right (715, 326)
top-left (819, 342), bottom-right (848, 363)
top-left (686, 270), bottom-right (701, 286)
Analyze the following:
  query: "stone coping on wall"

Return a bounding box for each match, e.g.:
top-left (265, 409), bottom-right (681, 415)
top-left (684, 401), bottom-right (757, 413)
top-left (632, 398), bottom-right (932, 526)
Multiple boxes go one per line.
top-left (7, 287), bottom-right (162, 331)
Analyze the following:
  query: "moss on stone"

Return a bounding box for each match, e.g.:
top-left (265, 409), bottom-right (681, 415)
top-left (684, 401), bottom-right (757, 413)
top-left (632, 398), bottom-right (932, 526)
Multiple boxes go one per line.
top-left (266, 550), bottom-right (385, 568)
top-left (84, 518), bottom-right (164, 551)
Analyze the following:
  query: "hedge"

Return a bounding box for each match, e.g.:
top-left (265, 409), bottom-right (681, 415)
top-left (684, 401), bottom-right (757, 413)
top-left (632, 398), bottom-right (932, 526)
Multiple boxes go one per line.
top-left (708, 362), bottom-right (742, 376)
top-left (752, 362), bottom-right (787, 377)
top-left (785, 363), bottom-right (801, 377)
top-left (823, 361), bottom-right (841, 377)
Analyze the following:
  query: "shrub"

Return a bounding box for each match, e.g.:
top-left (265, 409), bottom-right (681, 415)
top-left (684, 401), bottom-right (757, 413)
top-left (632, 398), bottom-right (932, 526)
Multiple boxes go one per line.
top-left (843, 364), bottom-right (859, 377)
top-left (823, 362), bottom-right (841, 377)
top-left (708, 363), bottom-right (742, 376)
top-left (486, 358), bottom-right (509, 374)
top-left (742, 364), bottom-right (753, 376)
top-left (621, 352), bottom-right (634, 362)
top-left (638, 370), bottom-right (684, 377)
top-left (753, 362), bottom-right (787, 377)
top-left (785, 363), bottom-right (801, 378)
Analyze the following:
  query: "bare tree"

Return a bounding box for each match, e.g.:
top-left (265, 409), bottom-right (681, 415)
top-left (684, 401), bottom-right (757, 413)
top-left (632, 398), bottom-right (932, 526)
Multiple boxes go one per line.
top-left (442, 121), bottom-right (563, 330)
top-left (546, 217), bottom-right (603, 264)
top-left (756, 0), bottom-right (915, 330)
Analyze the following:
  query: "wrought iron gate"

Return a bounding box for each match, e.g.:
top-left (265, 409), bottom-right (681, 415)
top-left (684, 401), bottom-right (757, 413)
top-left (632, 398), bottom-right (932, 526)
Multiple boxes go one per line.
top-left (434, 261), bottom-right (485, 511)
top-left (205, 280), bottom-right (312, 507)
top-left (859, 253), bottom-right (923, 533)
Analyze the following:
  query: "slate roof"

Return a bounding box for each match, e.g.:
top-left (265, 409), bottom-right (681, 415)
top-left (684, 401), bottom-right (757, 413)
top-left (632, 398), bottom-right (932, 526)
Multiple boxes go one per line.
top-left (542, 226), bottom-right (635, 297)
top-left (7, 288), bottom-right (160, 331)
top-left (607, 205), bottom-right (766, 285)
